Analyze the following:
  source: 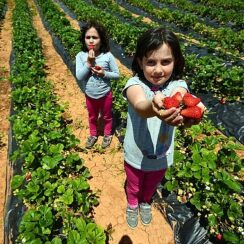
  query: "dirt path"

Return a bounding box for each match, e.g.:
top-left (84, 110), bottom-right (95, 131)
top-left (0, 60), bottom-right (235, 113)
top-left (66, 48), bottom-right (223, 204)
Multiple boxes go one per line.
top-left (28, 0), bottom-right (174, 243)
top-left (0, 0), bottom-right (13, 242)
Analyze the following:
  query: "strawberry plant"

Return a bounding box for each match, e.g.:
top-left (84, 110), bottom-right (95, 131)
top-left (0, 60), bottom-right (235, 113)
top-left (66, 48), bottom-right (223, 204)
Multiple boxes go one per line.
top-left (164, 119), bottom-right (243, 242)
top-left (9, 0), bottom-right (106, 242)
top-left (0, 0), bottom-right (6, 21)
top-left (111, 75), bottom-right (128, 124)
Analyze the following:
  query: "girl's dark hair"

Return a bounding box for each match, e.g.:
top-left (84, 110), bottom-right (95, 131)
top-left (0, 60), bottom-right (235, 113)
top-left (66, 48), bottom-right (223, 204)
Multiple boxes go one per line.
top-left (80, 20), bottom-right (110, 53)
top-left (132, 27), bottom-right (185, 80)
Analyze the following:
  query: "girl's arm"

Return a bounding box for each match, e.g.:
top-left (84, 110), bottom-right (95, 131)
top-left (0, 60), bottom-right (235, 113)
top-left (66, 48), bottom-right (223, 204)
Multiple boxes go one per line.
top-left (75, 52), bottom-right (92, 81)
top-left (104, 53), bottom-right (120, 79)
top-left (126, 85), bottom-right (183, 126)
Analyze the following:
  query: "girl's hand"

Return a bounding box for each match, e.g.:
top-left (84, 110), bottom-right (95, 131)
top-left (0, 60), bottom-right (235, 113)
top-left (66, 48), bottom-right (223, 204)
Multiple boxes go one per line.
top-left (152, 93), bottom-right (183, 126)
top-left (87, 49), bottom-right (95, 66)
top-left (91, 65), bottom-right (104, 77)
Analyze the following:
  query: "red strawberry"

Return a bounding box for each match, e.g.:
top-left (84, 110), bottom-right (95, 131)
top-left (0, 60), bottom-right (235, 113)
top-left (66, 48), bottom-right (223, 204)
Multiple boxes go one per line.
top-left (219, 98), bottom-right (226, 104)
top-left (183, 93), bottom-right (201, 107)
top-left (94, 65), bottom-right (102, 70)
top-left (163, 97), bottom-right (180, 109)
top-left (181, 106), bottom-right (202, 119)
top-left (172, 92), bottom-right (183, 103)
top-left (216, 233), bottom-right (222, 241)
top-left (25, 172), bottom-right (32, 182)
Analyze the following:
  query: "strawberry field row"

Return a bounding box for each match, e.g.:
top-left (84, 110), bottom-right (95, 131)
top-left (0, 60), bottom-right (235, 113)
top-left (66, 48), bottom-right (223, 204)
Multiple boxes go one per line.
top-left (34, 0), bottom-right (243, 242)
top-left (157, 0), bottom-right (243, 30)
top-left (195, 0), bottom-right (243, 12)
top-left (0, 0), bottom-right (6, 21)
top-left (8, 0), bottom-right (106, 242)
top-left (93, 0), bottom-right (243, 59)
top-left (60, 0), bottom-right (243, 101)
top-left (122, 0), bottom-right (243, 55)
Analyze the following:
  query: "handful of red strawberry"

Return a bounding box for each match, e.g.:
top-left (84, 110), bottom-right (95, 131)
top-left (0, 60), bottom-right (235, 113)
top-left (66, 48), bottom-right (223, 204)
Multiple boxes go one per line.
top-left (163, 92), bottom-right (203, 119)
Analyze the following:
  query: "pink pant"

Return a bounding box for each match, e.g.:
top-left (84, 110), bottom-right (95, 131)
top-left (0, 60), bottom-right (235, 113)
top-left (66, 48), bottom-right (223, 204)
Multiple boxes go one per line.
top-left (85, 91), bottom-right (113, 136)
top-left (124, 162), bottom-right (166, 208)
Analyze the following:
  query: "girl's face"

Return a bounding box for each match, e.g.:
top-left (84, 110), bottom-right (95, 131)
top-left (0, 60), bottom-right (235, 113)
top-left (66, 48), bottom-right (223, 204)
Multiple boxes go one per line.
top-left (85, 27), bottom-right (101, 53)
top-left (138, 43), bottom-right (175, 86)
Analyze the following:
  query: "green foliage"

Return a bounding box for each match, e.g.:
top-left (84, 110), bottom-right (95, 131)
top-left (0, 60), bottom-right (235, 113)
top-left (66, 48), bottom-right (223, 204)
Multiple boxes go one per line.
top-left (164, 119), bottom-right (243, 242)
top-left (11, 0), bottom-right (106, 242)
top-left (112, 75), bottom-right (128, 124)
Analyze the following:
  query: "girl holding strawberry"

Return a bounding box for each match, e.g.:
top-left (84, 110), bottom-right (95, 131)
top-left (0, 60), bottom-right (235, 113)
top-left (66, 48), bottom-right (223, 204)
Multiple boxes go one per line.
top-left (123, 27), bottom-right (205, 228)
top-left (76, 21), bottom-right (120, 149)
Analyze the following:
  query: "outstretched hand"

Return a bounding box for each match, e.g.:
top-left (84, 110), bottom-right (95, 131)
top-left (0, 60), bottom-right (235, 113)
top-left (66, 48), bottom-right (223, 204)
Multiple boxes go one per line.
top-left (152, 93), bottom-right (183, 126)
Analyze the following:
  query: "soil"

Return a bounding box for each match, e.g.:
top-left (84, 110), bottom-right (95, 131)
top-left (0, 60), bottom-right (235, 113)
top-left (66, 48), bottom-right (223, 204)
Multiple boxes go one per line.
top-left (0, 0), bottom-right (13, 242)
top-left (0, 0), bottom-right (174, 243)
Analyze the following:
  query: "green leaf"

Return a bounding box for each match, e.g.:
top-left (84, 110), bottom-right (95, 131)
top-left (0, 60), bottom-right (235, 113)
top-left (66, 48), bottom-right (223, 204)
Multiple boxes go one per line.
top-left (207, 214), bottom-right (217, 227)
top-left (72, 178), bottom-right (90, 191)
top-left (192, 152), bottom-right (202, 164)
top-left (190, 192), bottom-right (202, 210)
top-left (35, 167), bottom-right (50, 181)
top-left (67, 230), bottom-right (81, 244)
top-left (42, 155), bottom-right (63, 170)
top-left (51, 237), bottom-right (62, 244)
top-left (22, 209), bottom-right (40, 222)
top-left (193, 171), bottom-right (201, 179)
top-left (176, 170), bottom-right (186, 177)
top-left (164, 168), bottom-right (173, 180)
top-left (49, 143), bottom-right (64, 154)
top-left (60, 188), bottom-right (73, 205)
top-left (226, 179), bottom-right (242, 192)
top-left (164, 180), bottom-right (178, 191)
top-left (25, 152), bottom-right (35, 165)
top-left (174, 150), bottom-right (185, 162)
top-left (57, 185), bottom-right (65, 194)
top-left (201, 168), bottom-right (210, 183)
top-left (39, 206), bottom-right (53, 227)
top-left (74, 218), bottom-right (87, 233)
top-left (86, 222), bottom-right (106, 243)
top-left (191, 163), bottom-right (201, 171)
top-left (227, 202), bottom-right (243, 223)
top-left (41, 227), bottom-right (51, 235)
top-left (223, 231), bottom-right (240, 243)
top-left (48, 131), bottom-right (62, 140)
top-left (207, 159), bottom-right (216, 170)
top-left (44, 181), bottom-right (57, 196)
top-left (26, 181), bottom-right (40, 193)
top-left (190, 143), bottom-right (201, 153)
top-left (11, 175), bottom-right (25, 189)
top-left (27, 238), bottom-right (42, 244)
top-left (211, 204), bottom-right (224, 217)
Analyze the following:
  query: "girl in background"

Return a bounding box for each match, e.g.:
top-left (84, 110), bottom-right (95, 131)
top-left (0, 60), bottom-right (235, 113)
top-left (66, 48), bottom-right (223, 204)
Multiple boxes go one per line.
top-left (76, 21), bottom-right (120, 149)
